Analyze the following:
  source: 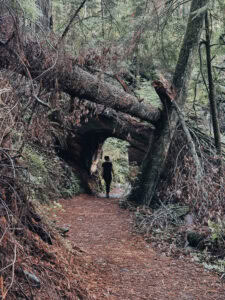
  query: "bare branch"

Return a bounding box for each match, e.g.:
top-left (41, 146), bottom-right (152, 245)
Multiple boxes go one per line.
top-left (59, 0), bottom-right (87, 44)
top-left (172, 100), bottom-right (203, 180)
top-left (2, 245), bottom-right (17, 299)
top-left (33, 94), bottom-right (51, 109)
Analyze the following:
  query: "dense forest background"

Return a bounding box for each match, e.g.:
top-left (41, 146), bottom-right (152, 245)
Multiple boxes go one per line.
top-left (0, 0), bottom-right (225, 298)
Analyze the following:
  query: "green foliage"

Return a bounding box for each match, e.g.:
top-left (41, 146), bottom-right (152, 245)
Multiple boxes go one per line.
top-left (136, 79), bottom-right (161, 107)
top-left (191, 252), bottom-right (225, 274)
top-left (203, 260), bottom-right (225, 273)
top-left (22, 145), bottom-right (82, 202)
top-left (23, 146), bottom-right (48, 182)
top-left (208, 219), bottom-right (225, 243)
top-left (18, 0), bottom-right (42, 21)
top-left (60, 168), bottom-right (82, 198)
top-left (102, 138), bottom-right (129, 184)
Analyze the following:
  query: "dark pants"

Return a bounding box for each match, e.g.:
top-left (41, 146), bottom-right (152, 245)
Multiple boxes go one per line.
top-left (103, 176), bottom-right (112, 196)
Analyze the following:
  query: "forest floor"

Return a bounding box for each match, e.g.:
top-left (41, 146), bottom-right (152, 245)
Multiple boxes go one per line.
top-left (56, 189), bottom-right (225, 300)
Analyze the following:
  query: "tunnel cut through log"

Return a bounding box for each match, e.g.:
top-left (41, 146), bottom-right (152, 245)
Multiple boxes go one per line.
top-left (55, 115), bottom-right (153, 193)
top-left (48, 99), bottom-right (154, 193)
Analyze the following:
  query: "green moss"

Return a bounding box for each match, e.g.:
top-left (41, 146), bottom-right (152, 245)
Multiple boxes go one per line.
top-left (22, 145), bottom-right (82, 203)
top-left (60, 167), bottom-right (82, 198)
top-left (136, 79), bottom-right (161, 108)
top-left (23, 146), bottom-right (48, 180)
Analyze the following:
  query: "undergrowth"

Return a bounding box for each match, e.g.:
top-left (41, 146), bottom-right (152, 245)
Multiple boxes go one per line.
top-left (0, 72), bottom-right (86, 299)
top-left (22, 144), bottom-right (83, 202)
top-left (132, 127), bottom-right (225, 276)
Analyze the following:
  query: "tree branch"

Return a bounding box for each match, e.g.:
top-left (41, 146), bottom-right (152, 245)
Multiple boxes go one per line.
top-left (172, 100), bottom-right (203, 180)
top-left (59, 0), bottom-right (87, 44)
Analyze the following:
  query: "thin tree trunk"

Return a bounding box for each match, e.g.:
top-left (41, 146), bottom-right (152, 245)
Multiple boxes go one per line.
top-left (204, 11), bottom-right (222, 157)
top-left (101, 0), bottom-right (105, 38)
top-left (128, 0), bottom-right (209, 207)
top-left (36, 0), bottom-right (52, 32)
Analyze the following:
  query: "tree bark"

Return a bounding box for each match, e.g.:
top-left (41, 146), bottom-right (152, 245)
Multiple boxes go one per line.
top-left (72, 101), bottom-right (153, 149)
top-left (50, 98), bottom-right (153, 166)
top-left (0, 44), bottom-right (160, 125)
top-left (128, 0), bottom-right (209, 206)
top-left (60, 67), bottom-right (160, 124)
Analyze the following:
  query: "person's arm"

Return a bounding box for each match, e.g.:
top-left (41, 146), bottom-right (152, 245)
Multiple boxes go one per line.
top-left (111, 164), bottom-right (115, 177)
top-left (102, 163), bottom-right (104, 177)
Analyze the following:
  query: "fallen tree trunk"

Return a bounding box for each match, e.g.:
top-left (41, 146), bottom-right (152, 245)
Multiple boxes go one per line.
top-left (49, 98), bottom-right (154, 173)
top-left (0, 40), bottom-right (160, 125)
top-left (69, 100), bottom-right (154, 149)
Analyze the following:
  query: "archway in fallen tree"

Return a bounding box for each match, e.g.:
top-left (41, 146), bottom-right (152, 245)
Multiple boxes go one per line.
top-left (48, 97), bottom-right (154, 194)
top-left (56, 127), bottom-right (147, 194)
top-left (53, 102), bottom-right (153, 193)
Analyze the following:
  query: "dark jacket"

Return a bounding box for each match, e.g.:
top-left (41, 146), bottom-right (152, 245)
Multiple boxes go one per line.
top-left (102, 161), bottom-right (113, 181)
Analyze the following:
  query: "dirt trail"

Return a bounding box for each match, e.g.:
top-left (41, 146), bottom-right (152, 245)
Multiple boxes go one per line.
top-left (57, 191), bottom-right (224, 300)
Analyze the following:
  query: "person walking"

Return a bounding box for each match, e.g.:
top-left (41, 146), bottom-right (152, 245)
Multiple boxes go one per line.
top-left (102, 156), bottom-right (114, 198)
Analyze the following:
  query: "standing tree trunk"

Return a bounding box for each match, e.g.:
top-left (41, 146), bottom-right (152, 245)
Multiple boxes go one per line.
top-left (101, 0), bottom-right (105, 38)
top-left (36, 0), bottom-right (52, 32)
top-left (204, 11), bottom-right (222, 157)
top-left (128, 0), bottom-right (209, 207)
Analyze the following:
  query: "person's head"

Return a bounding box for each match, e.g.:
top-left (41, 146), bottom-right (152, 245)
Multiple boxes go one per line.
top-left (104, 156), bottom-right (110, 161)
